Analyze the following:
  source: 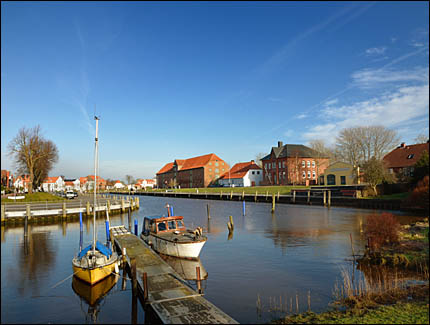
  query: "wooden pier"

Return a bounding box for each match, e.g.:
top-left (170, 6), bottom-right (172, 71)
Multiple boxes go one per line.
top-left (110, 225), bottom-right (238, 324)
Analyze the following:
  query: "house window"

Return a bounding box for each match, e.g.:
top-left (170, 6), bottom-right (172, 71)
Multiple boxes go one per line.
top-left (209, 168), bottom-right (212, 172)
top-left (283, 171), bottom-right (286, 179)
top-left (215, 168), bottom-right (219, 173)
top-left (307, 171), bottom-right (311, 178)
top-left (272, 162), bottom-right (275, 169)
top-left (302, 161), bottom-right (305, 167)
top-left (282, 161), bottom-right (285, 168)
top-left (267, 163), bottom-right (271, 170)
top-left (302, 171), bottom-right (306, 178)
top-left (312, 161), bottom-right (315, 168)
top-left (312, 171), bottom-right (316, 179)
top-left (307, 161), bottom-right (310, 168)
top-left (274, 175), bottom-right (277, 183)
top-left (257, 171), bottom-right (260, 175)
top-left (341, 176), bottom-right (346, 185)
top-left (215, 162), bottom-right (219, 166)
top-left (327, 174), bottom-right (336, 185)
top-left (407, 154), bottom-right (414, 159)
top-left (279, 162), bottom-right (282, 168)
top-left (252, 171), bottom-right (255, 175)
top-left (209, 162), bottom-right (212, 166)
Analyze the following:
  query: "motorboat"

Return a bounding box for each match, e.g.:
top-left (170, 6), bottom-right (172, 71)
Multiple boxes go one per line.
top-left (140, 204), bottom-right (207, 259)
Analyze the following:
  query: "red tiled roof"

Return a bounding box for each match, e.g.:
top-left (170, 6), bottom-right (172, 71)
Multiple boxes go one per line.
top-left (220, 161), bottom-right (261, 179)
top-left (65, 181), bottom-right (74, 186)
top-left (181, 153), bottom-right (222, 171)
top-left (43, 176), bottom-right (59, 184)
top-left (157, 162), bottom-right (174, 175)
top-left (383, 143), bottom-right (429, 168)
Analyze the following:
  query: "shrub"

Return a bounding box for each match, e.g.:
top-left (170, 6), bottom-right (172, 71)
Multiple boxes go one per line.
top-left (407, 175), bottom-right (429, 210)
top-left (365, 213), bottom-right (401, 251)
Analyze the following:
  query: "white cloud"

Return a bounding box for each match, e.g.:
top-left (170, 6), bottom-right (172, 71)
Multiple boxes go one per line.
top-left (365, 47), bottom-right (387, 56)
top-left (295, 113), bottom-right (307, 119)
top-left (351, 66), bottom-right (429, 89)
top-left (411, 42), bottom-right (424, 48)
top-left (323, 98), bottom-right (339, 107)
top-left (284, 129), bottom-right (294, 138)
top-left (303, 84), bottom-right (429, 145)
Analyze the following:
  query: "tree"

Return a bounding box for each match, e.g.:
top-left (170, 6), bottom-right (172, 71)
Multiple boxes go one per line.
top-left (7, 126), bottom-right (58, 194)
top-left (362, 157), bottom-right (393, 196)
top-left (414, 133), bottom-right (429, 144)
top-left (125, 175), bottom-right (135, 185)
top-left (412, 150), bottom-right (429, 183)
top-left (254, 152), bottom-right (266, 167)
top-left (336, 126), bottom-right (399, 166)
top-left (309, 140), bottom-right (334, 184)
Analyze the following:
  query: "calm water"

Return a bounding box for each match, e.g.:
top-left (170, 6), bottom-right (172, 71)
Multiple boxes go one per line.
top-left (1, 196), bottom-right (420, 324)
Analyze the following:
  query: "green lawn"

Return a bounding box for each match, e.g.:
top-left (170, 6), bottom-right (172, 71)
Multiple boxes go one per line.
top-left (138, 185), bottom-right (309, 195)
top-left (2, 192), bottom-right (65, 204)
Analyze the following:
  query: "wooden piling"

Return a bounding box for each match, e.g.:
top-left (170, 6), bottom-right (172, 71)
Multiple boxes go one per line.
top-left (328, 190), bottom-right (331, 207)
top-left (107, 199), bottom-right (111, 213)
top-left (323, 190), bottom-right (326, 206)
top-left (277, 191), bottom-right (280, 200)
top-left (86, 201), bottom-right (90, 216)
top-left (255, 191), bottom-right (257, 202)
top-left (135, 196), bottom-right (140, 208)
top-left (131, 257), bottom-right (137, 296)
top-left (128, 207), bottom-right (132, 231)
top-left (307, 190), bottom-right (310, 204)
top-left (196, 266), bottom-right (202, 293)
top-left (271, 194), bottom-right (276, 213)
top-left (229, 215), bottom-right (234, 229)
top-left (230, 191), bottom-right (233, 200)
top-left (143, 272), bottom-right (148, 302)
top-left (121, 198), bottom-right (125, 212)
top-left (242, 191), bottom-right (245, 200)
top-left (206, 204), bottom-right (210, 219)
top-left (62, 202), bottom-right (67, 219)
top-left (1, 205), bottom-right (5, 223)
top-left (26, 204), bottom-right (31, 220)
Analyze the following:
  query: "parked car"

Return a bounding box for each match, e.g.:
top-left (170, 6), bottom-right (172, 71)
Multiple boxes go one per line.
top-left (73, 192), bottom-right (78, 197)
top-left (66, 190), bottom-right (75, 199)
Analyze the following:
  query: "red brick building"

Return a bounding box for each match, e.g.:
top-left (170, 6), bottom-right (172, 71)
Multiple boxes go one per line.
top-left (261, 141), bottom-right (330, 185)
top-left (1, 170), bottom-right (14, 189)
top-left (156, 153), bottom-right (230, 188)
top-left (383, 142), bottom-right (429, 179)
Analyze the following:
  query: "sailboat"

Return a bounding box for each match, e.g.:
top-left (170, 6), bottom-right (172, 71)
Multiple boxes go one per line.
top-left (72, 116), bottom-right (119, 285)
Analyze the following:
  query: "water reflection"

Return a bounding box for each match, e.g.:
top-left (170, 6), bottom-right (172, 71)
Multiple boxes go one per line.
top-left (160, 255), bottom-right (208, 281)
top-left (72, 275), bottom-right (118, 323)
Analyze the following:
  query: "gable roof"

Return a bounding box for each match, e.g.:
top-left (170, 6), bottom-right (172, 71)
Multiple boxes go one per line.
top-left (261, 144), bottom-right (328, 160)
top-left (220, 161), bottom-right (261, 179)
top-left (43, 176), bottom-right (59, 184)
top-left (157, 162), bottom-right (174, 175)
top-left (157, 153), bottom-right (224, 175)
top-left (383, 142), bottom-right (429, 168)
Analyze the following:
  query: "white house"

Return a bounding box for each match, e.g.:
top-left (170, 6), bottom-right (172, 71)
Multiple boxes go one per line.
top-left (113, 180), bottom-right (125, 189)
top-left (42, 176), bottom-right (65, 192)
top-left (64, 179), bottom-right (81, 191)
top-left (136, 178), bottom-right (156, 189)
top-left (219, 160), bottom-right (263, 187)
top-left (13, 175), bottom-right (31, 192)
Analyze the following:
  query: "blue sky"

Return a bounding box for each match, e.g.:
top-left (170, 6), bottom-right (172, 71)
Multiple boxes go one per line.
top-left (1, 1), bottom-right (429, 181)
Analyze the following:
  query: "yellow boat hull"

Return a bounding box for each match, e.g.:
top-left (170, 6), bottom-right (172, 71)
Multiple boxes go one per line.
top-left (73, 262), bottom-right (117, 285)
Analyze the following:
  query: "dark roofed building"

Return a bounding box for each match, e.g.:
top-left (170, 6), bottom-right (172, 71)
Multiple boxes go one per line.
top-left (261, 141), bottom-right (330, 185)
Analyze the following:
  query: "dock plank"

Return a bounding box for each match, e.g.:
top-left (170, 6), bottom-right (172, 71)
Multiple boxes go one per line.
top-left (111, 226), bottom-right (238, 324)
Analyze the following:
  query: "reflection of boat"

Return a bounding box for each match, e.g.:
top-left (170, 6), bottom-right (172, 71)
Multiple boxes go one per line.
top-left (72, 116), bottom-right (119, 285)
top-left (160, 255), bottom-right (208, 281)
top-left (140, 204), bottom-right (207, 259)
top-left (72, 275), bottom-right (118, 323)
top-left (72, 274), bottom-right (118, 306)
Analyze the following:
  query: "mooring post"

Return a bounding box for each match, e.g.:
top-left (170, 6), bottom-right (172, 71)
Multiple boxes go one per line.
top-left (323, 190), bottom-right (326, 206)
top-left (242, 200), bottom-right (246, 216)
top-left (24, 214), bottom-right (28, 237)
top-left (143, 272), bottom-right (148, 302)
top-left (220, 191), bottom-right (222, 199)
top-left (206, 204), bottom-right (210, 219)
top-left (170, 205), bottom-right (173, 216)
top-left (307, 190), bottom-right (310, 204)
top-left (1, 204), bottom-right (5, 223)
top-left (128, 207), bottom-right (132, 231)
top-left (135, 196), bottom-right (139, 209)
top-left (242, 191), bottom-right (245, 200)
top-left (277, 191), bottom-right (280, 201)
top-left (121, 198), bottom-right (125, 213)
top-left (131, 257), bottom-right (137, 296)
top-left (266, 191), bottom-right (268, 200)
top-left (255, 191), bottom-right (257, 202)
top-left (227, 215), bottom-right (234, 233)
top-left (26, 204), bottom-right (31, 221)
top-left (107, 199), bottom-right (111, 213)
top-left (86, 201), bottom-right (90, 216)
top-left (230, 191), bottom-right (233, 200)
top-left (134, 219), bottom-right (138, 236)
top-left (196, 266), bottom-right (202, 293)
top-left (293, 190), bottom-right (296, 203)
top-left (272, 194), bottom-right (276, 213)
top-left (328, 190), bottom-right (331, 207)
top-left (106, 220), bottom-right (110, 242)
top-left (62, 201), bottom-right (67, 219)
top-left (79, 212), bottom-right (83, 250)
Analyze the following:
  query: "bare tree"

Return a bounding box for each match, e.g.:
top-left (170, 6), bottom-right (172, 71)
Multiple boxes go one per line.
top-left (362, 157), bottom-right (394, 196)
top-left (414, 133), bottom-right (429, 144)
top-left (309, 140), bottom-right (333, 184)
top-left (8, 126), bottom-right (58, 194)
top-left (254, 152), bottom-right (266, 167)
top-left (125, 175), bottom-right (135, 185)
top-left (336, 126), bottom-right (399, 166)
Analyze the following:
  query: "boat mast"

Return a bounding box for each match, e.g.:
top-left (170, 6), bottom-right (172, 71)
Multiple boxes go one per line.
top-left (93, 116), bottom-right (99, 252)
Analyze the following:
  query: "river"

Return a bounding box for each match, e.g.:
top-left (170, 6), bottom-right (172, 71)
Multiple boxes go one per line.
top-left (1, 195), bottom-right (421, 323)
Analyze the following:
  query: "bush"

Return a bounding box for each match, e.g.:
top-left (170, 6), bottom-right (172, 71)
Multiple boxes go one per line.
top-left (365, 213), bottom-right (401, 251)
top-left (407, 175), bottom-right (429, 210)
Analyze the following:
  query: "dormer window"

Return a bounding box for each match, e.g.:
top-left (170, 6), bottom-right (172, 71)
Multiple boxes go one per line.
top-left (407, 154), bottom-right (414, 159)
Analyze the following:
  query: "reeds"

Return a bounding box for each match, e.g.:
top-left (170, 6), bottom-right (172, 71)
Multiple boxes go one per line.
top-left (256, 290), bottom-right (312, 320)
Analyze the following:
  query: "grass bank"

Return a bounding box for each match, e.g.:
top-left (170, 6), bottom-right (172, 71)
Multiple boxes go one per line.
top-left (137, 185), bottom-right (309, 195)
top-left (2, 192), bottom-right (65, 204)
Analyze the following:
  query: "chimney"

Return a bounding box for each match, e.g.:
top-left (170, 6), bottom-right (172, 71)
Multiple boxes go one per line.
top-left (278, 141), bottom-right (283, 148)
top-left (400, 142), bottom-right (406, 148)
top-left (251, 160), bottom-right (255, 164)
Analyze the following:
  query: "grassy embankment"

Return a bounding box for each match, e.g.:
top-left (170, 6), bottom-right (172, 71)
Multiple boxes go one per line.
top-left (271, 219), bottom-right (429, 324)
top-left (2, 192), bottom-right (65, 204)
top-left (136, 185), bottom-right (309, 195)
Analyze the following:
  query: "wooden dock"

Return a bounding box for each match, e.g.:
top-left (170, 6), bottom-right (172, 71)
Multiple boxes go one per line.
top-left (110, 225), bottom-right (239, 324)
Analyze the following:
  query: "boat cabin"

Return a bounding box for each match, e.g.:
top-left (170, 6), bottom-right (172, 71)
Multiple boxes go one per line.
top-left (142, 216), bottom-right (186, 236)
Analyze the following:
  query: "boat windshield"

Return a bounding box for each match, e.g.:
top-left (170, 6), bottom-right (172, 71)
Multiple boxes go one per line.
top-left (168, 220), bottom-right (176, 230)
top-left (176, 220), bottom-right (184, 228)
top-left (157, 222), bottom-right (167, 232)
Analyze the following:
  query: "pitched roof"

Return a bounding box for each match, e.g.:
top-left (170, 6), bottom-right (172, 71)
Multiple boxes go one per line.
top-left (261, 144), bottom-right (328, 160)
top-left (383, 142), bottom-right (429, 168)
top-left (79, 177), bottom-right (88, 184)
top-left (220, 161), bottom-right (261, 179)
top-left (65, 181), bottom-right (74, 186)
top-left (43, 176), bottom-right (59, 183)
top-left (157, 154), bottom-right (224, 175)
top-left (157, 162), bottom-right (174, 175)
